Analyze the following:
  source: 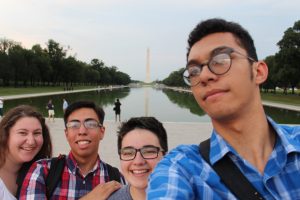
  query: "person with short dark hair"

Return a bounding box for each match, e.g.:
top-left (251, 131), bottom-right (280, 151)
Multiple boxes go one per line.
top-left (0, 105), bottom-right (52, 199)
top-left (114, 99), bottom-right (121, 122)
top-left (108, 117), bottom-right (168, 200)
top-left (147, 18), bottom-right (300, 199)
top-left (20, 101), bottom-right (124, 199)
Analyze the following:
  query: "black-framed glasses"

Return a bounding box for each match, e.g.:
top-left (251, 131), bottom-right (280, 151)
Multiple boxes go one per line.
top-left (119, 145), bottom-right (164, 161)
top-left (183, 47), bottom-right (257, 87)
top-left (66, 119), bottom-right (103, 130)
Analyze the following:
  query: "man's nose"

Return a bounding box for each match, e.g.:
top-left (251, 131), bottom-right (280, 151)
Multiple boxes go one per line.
top-left (198, 65), bottom-right (218, 86)
top-left (78, 123), bottom-right (88, 134)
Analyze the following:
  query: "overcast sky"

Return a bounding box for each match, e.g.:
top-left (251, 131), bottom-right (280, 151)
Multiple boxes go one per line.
top-left (0, 0), bottom-right (299, 81)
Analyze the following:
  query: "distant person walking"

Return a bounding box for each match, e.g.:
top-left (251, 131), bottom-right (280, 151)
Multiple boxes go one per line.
top-left (0, 97), bottom-right (3, 118)
top-left (62, 98), bottom-right (68, 113)
top-left (46, 99), bottom-right (55, 122)
top-left (114, 99), bottom-right (121, 122)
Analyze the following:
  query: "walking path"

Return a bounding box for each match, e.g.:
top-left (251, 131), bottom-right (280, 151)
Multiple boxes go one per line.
top-left (262, 101), bottom-right (300, 112)
top-left (1, 85), bottom-right (128, 100)
top-left (47, 119), bottom-right (212, 169)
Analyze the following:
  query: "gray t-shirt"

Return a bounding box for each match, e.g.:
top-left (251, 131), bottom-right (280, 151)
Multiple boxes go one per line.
top-left (108, 184), bottom-right (133, 200)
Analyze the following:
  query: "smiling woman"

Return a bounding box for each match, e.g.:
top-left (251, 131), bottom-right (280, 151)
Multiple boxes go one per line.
top-left (0, 105), bottom-right (52, 199)
top-left (108, 117), bottom-right (168, 200)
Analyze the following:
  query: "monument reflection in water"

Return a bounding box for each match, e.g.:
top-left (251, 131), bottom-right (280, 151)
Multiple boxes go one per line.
top-left (4, 87), bottom-right (300, 124)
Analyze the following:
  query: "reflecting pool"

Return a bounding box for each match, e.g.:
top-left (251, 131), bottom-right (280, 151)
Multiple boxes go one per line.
top-left (4, 87), bottom-right (300, 124)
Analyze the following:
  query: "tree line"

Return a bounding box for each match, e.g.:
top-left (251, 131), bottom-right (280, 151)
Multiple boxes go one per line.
top-left (162, 20), bottom-right (300, 94)
top-left (0, 39), bottom-right (131, 88)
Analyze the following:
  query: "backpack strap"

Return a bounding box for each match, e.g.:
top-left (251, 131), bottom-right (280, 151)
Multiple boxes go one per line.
top-left (16, 161), bottom-right (35, 198)
top-left (199, 139), bottom-right (265, 200)
top-left (106, 163), bottom-right (123, 183)
top-left (46, 154), bottom-right (66, 199)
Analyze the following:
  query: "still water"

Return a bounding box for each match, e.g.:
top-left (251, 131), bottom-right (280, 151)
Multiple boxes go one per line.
top-left (4, 87), bottom-right (300, 124)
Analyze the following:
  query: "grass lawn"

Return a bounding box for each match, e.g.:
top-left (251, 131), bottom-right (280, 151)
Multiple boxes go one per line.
top-left (261, 92), bottom-right (300, 106)
top-left (0, 86), bottom-right (96, 96)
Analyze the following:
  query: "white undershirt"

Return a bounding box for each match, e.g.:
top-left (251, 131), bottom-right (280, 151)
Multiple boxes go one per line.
top-left (0, 178), bottom-right (17, 200)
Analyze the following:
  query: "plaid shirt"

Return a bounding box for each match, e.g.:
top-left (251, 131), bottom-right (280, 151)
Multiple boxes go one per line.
top-left (147, 117), bottom-right (300, 200)
top-left (20, 152), bottom-right (121, 200)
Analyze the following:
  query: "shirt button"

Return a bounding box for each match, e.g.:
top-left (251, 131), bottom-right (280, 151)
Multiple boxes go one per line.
top-left (83, 180), bottom-right (85, 184)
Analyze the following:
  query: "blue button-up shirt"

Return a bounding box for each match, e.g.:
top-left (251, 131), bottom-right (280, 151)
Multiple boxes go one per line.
top-left (147, 118), bottom-right (300, 199)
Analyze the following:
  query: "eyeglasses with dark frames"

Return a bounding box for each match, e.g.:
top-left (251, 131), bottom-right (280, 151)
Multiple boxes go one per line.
top-left (183, 47), bottom-right (257, 87)
top-left (119, 145), bottom-right (164, 161)
top-left (66, 119), bottom-right (103, 130)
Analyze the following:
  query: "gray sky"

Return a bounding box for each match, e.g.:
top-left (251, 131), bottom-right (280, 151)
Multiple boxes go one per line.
top-left (0, 0), bottom-right (299, 81)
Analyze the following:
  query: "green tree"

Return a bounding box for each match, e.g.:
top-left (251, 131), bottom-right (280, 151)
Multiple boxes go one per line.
top-left (8, 45), bottom-right (27, 87)
top-left (83, 65), bottom-right (99, 85)
top-left (163, 68), bottom-right (186, 87)
top-left (23, 48), bottom-right (38, 87)
top-left (62, 56), bottom-right (84, 87)
top-left (275, 20), bottom-right (300, 94)
top-left (90, 58), bottom-right (105, 84)
top-left (31, 44), bottom-right (52, 86)
top-left (0, 38), bottom-right (19, 54)
top-left (262, 55), bottom-right (277, 93)
top-left (115, 71), bottom-right (131, 85)
top-left (0, 38), bottom-right (19, 86)
top-left (0, 52), bottom-right (11, 86)
top-left (46, 39), bottom-right (67, 85)
top-left (0, 37), bottom-right (132, 87)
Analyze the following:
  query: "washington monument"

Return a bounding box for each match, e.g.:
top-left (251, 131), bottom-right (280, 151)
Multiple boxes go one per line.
top-left (145, 48), bottom-right (151, 83)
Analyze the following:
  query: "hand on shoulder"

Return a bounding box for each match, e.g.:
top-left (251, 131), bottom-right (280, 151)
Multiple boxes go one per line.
top-left (79, 181), bottom-right (121, 200)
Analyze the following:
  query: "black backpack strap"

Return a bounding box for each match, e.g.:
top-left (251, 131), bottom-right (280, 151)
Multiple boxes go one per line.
top-left (46, 154), bottom-right (66, 199)
top-left (106, 163), bottom-right (123, 183)
top-left (16, 161), bottom-right (35, 198)
top-left (199, 139), bottom-right (265, 200)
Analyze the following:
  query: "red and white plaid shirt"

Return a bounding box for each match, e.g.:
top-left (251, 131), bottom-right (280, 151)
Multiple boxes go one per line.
top-left (20, 152), bottom-right (123, 200)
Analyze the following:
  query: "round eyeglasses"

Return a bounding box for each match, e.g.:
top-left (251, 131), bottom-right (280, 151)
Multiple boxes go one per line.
top-left (183, 47), bottom-right (257, 86)
top-left (119, 145), bottom-right (164, 161)
top-left (66, 119), bottom-right (103, 130)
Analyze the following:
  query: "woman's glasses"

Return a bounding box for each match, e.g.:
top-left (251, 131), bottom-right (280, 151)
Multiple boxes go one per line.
top-left (119, 145), bottom-right (164, 161)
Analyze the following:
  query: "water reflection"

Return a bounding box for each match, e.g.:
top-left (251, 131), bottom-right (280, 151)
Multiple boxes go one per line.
top-left (3, 87), bottom-right (300, 124)
top-left (161, 89), bottom-right (205, 116)
top-left (4, 88), bottom-right (130, 118)
top-left (161, 89), bottom-right (300, 124)
top-left (264, 106), bottom-right (300, 124)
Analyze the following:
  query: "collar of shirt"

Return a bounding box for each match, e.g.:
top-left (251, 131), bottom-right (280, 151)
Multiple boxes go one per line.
top-left (268, 116), bottom-right (300, 153)
top-left (66, 152), bottom-right (101, 177)
top-left (209, 116), bottom-right (300, 165)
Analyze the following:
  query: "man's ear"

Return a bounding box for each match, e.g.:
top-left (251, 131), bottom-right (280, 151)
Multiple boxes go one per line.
top-left (254, 61), bottom-right (268, 85)
top-left (99, 126), bottom-right (105, 140)
top-left (64, 128), bottom-right (68, 137)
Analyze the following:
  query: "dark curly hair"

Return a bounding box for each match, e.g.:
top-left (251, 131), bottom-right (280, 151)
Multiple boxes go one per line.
top-left (117, 117), bottom-right (168, 154)
top-left (187, 18), bottom-right (258, 62)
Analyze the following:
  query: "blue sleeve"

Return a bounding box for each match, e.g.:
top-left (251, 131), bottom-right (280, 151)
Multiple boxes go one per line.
top-left (147, 145), bottom-right (199, 199)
